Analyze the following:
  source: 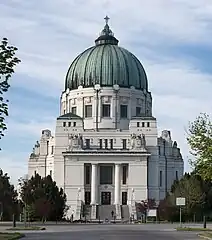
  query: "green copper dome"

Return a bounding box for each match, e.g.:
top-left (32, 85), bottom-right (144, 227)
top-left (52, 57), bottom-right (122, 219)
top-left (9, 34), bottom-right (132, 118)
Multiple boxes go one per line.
top-left (65, 17), bottom-right (148, 91)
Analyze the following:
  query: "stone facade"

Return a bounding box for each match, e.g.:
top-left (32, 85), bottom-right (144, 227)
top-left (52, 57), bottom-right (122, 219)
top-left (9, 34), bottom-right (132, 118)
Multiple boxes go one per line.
top-left (28, 19), bottom-right (184, 220)
top-left (28, 86), bottom-right (183, 220)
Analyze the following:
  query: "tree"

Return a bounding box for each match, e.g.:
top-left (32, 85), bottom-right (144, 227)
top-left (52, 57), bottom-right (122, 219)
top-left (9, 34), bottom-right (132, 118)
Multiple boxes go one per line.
top-left (20, 174), bottom-right (67, 221)
top-left (187, 113), bottom-right (212, 181)
top-left (0, 38), bottom-right (21, 145)
top-left (158, 173), bottom-right (206, 222)
top-left (0, 169), bottom-right (19, 220)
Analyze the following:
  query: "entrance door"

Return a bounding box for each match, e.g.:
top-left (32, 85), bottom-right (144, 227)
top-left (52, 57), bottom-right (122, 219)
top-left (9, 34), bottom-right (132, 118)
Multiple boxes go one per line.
top-left (101, 192), bottom-right (111, 205)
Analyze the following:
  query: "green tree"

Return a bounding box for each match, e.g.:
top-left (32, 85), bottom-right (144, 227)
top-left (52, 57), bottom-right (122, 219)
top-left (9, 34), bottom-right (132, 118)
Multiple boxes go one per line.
top-left (187, 113), bottom-right (212, 181)
top-left (0, 38), bottom-right (20, 145)
top-left (0, 169), bottom-right (19, 220)
top-left (158, 173), bottom-right (206, 221)
top-left (20, 174), bottom-right (67, 221)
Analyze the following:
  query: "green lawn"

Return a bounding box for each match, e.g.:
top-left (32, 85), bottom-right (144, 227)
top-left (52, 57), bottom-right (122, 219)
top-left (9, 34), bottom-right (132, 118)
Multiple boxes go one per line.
top-left (176, 227), bottom-right (212, 232)
top-left (199, 232), bottom-right (212, 238)
top-left (7, 226), bottom-right (45, 231)
top-left (0, 232), bottom-right (25, 240)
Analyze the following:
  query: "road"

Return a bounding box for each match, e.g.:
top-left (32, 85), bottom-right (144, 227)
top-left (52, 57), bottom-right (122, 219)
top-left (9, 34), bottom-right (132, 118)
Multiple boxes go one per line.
top-left (22, 224), bottom-right (200, 240)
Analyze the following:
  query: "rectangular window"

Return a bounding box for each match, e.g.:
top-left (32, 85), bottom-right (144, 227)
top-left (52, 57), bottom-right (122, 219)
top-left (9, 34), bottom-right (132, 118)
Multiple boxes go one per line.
top-left (85, 105), bottom-right (92, 118)
top-left (120, 105), bottom-right (128, 118)
top-left (68, 122), bottom-right (71, 127)
top-left (50, 170), bottom-right (52, 177)
top-left (63, 122), bottom-right (66, 127)
top-left (85, 139), bottom-right (90, 149)
top-left (123, 165), bottom-right (127, 185)
top-left (73, 122), bottom-right (76, 127)
top-left (137, 122), bottom-right (140, 127)
top-left (110, 139), bottom-right (113, 149)
top-left (71, 107), bottom-right (77, 115)
top-left (102, 104), bottom-right (111, 117)
top-left (122, 139), bottom-right (127, 149)
top-left (105, 139), bottom-right (108, 149)
top-left (85, 165), bottom-right (90, 184)
top-left (47, 141), bottom-right (49, 155)
top-left (51, 146), bottom-right (54, 154)
top-left (142, 122), bottom-right (145, 127)
top-left (176, 171), bottom-right (178, 180)
top-left (160, 171), bottom-right (162, 187)
top-left (158, 146), bottom-right (161, 155)
top-left (100, 166), bottom-right (113, 184)
top-left (136, 107), bottom-right (141, 116)
top-left (99, 139), bottom-right (102, 149)
top-left (147, 122), bottom-right (150, 127)
top-left (85, 192), bottom-right (91, 205)
top-left (122, 192), bottom-right (128, 205)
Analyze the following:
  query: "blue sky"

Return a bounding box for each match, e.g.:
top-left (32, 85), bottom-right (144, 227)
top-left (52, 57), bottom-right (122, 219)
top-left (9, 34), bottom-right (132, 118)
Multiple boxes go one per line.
top-left (1, 0), bottom-right (212, 185)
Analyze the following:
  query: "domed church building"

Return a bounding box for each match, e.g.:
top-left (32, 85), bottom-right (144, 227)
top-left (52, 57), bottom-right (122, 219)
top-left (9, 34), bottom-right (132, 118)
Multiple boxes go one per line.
top-left (28, 17), bottom-right (184, 221)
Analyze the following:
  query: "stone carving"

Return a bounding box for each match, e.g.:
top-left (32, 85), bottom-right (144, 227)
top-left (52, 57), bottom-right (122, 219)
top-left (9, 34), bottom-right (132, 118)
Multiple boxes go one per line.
top-left (120, 97), bottom-right (129, 104)
top-left (84, 97), bottom-right (91, 104)
top-left (41, 129), bottom-right (51, 139)
top-left (67, 134), bottom-right (83, 151)
top-left (130, 133), bottom-right (146, 150)
top-left (161, 130), bottom-right (171, 141)
top-left (102, 96), bottom-right (111, 104)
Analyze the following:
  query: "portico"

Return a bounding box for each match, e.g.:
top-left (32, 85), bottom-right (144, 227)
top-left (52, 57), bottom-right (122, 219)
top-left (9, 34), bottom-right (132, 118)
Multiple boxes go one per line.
top-left (87, 163), bottom-right (127, 206)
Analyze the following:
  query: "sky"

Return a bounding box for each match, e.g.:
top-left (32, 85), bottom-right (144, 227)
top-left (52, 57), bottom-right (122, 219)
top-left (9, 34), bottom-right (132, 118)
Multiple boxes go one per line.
top-left (0, 0), bottom-right (212, 185)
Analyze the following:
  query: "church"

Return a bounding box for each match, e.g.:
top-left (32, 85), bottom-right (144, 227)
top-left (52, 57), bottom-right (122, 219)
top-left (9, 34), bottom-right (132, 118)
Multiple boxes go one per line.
top-left (28, 17), bottom-right (184, 221)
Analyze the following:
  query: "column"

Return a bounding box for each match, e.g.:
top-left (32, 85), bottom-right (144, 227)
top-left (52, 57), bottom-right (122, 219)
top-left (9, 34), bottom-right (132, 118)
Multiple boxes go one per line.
top-left (91, 164), bottom-right (97, 205)
top-left (114, 164), bottom-right (121, 204)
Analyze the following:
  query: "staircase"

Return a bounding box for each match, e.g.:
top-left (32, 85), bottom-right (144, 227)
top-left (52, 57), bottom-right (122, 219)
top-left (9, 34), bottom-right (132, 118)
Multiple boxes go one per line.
top-left (97, 205), bottom-right (116, 221)
top-left (121, 205), bottom-right (130, 221)
top-left (82, 205), bottom-right (91, 221)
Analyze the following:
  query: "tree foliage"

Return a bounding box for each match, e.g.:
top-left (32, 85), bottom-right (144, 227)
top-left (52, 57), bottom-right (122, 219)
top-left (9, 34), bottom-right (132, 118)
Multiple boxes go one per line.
top-left (187, 113), bottom-right (212, 181)
top-left (0, 38), bottom-right (20, 144)
top-left (158, 173), bottom-right (209, 222)
top-left (0, 169), bottom-right (20, 220)
top-left (20, 174), bottom-right (67, 221)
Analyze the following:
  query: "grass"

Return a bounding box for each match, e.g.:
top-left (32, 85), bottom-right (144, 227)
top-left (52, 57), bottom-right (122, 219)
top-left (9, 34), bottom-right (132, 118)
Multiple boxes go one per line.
top-left (6, 226), bottom-right (45, 231)
top-left (199, 232), bottom-right (212, 238)
top-left (0, 232), bottom-right (25, 240)
top-left (176, 227), bottom-right (212, 232)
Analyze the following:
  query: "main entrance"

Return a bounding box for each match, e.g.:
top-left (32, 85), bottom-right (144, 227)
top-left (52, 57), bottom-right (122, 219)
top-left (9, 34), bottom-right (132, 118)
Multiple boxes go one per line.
top-left (101, 192), bottom-right (111, 205)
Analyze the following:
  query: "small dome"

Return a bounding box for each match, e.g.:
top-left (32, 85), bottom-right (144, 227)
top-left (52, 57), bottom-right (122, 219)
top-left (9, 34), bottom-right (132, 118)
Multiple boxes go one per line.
top-left (65, 17), bottom-right (148, 91)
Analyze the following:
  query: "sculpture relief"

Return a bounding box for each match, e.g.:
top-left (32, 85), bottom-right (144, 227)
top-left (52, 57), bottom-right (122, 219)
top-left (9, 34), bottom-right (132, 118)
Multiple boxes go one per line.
top-left (130, 133), bottom-right (146, 150)
top-left (67, 134), bottom-right (83, 151)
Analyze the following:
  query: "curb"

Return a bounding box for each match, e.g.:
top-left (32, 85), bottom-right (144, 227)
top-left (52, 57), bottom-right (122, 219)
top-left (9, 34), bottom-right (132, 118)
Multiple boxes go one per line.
top-left (198, 234), bottom-right (212, 240)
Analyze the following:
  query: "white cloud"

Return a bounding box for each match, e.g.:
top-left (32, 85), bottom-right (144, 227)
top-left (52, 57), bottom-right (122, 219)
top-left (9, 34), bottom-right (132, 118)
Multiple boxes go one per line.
top-left (0, 0), bottom-right (212, 179)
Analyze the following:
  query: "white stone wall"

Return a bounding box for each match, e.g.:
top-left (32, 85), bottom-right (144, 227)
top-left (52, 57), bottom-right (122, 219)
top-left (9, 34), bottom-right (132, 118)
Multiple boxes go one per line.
top-left (27, 86), bottom-right (184, 218)
top-left (60, 86), bottom-right (152, 130)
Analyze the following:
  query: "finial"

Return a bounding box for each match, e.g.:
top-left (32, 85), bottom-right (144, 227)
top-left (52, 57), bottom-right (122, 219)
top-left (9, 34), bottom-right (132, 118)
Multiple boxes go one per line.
top-left (104, 15), bottom-right (110, 25)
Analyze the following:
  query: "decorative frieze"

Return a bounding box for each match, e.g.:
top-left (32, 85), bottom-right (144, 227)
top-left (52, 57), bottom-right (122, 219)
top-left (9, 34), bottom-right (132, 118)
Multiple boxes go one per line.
top-left (101, 96), bottom-right (111, 104)
top-left (120, 97), bottom-right (129, 104)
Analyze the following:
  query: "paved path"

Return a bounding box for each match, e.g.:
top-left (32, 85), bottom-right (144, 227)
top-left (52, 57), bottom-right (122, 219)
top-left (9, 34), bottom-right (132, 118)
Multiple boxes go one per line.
top-left (22, 224), bottom-right (200, 240)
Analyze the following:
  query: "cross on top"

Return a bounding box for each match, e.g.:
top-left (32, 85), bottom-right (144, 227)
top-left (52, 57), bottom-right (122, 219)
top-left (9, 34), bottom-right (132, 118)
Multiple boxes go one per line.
top-left (104, 15), bottom-right (110, 25)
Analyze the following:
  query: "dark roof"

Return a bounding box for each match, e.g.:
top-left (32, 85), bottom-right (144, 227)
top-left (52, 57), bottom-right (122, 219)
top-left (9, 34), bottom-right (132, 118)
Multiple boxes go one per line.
top-left (131, 116), bottom-right (156, 121)
top-left (57, 112), bottom-right (82, 120)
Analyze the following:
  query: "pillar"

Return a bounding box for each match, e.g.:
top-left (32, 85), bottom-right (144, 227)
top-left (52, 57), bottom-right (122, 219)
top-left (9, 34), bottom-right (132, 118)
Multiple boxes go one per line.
top-left (114, 163), bottom-right (121, 204)
top-left (91, 164), bottom-right (97, 205)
